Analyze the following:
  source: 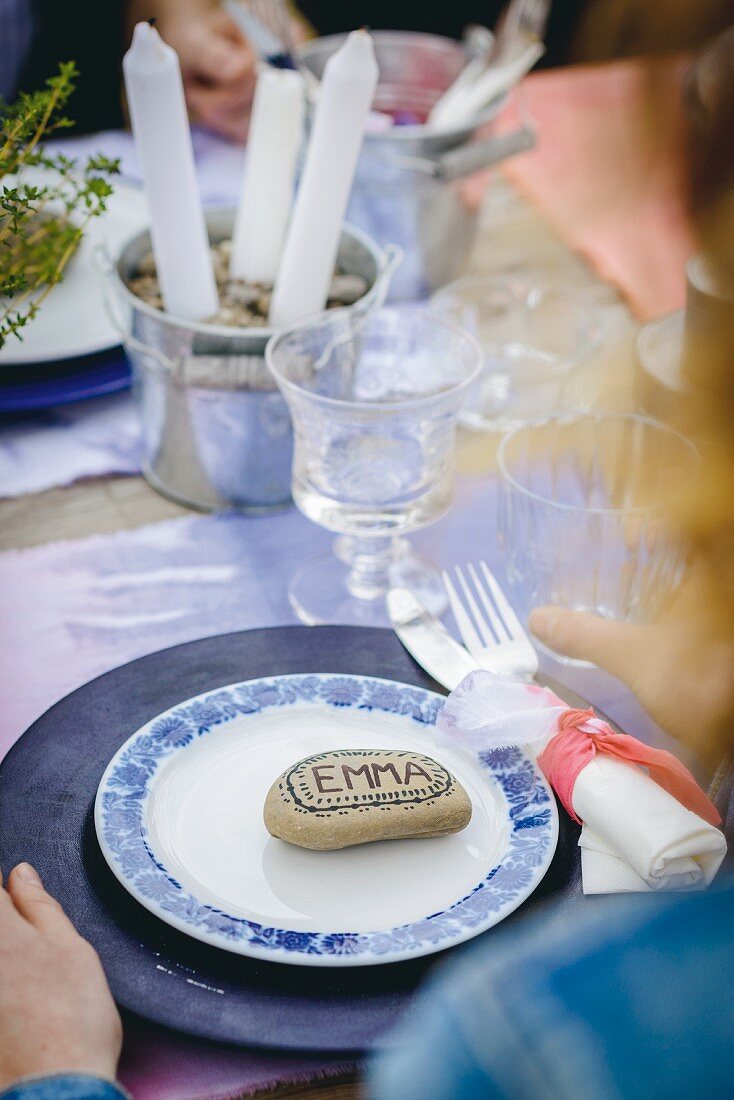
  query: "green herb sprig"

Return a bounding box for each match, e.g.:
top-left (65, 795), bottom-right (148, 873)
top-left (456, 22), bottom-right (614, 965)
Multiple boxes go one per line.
top-left (0, 62), bottom-right (120, 349)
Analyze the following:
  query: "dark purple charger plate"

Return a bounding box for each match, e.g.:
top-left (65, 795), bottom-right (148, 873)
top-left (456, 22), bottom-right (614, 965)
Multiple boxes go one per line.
top-left (0, 347), bottom-right (130, 413)
top-left (0, 626), bottom-right (583, 1054)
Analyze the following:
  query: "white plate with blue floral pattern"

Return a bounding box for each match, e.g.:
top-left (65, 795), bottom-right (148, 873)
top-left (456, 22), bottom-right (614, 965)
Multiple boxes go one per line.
top-left (95, 673), bottom-right (558, 967)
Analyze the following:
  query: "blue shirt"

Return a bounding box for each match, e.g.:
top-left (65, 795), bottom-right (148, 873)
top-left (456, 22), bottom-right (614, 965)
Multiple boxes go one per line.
top-left (4, 882), bottom-right (732, 1100)
top-left (0, 1077), bottom-right (125, 1100)
top-left (370, 878), bottom-right (734, 1099)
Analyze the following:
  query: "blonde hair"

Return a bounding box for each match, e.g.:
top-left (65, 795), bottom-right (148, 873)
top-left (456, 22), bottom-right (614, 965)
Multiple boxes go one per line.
top-left (577, 7), bottom-right (734, 751)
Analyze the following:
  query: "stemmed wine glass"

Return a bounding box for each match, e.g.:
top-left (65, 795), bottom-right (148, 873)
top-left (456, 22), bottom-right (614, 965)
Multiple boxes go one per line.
top-left (266, 306), bottom-right (481, 625)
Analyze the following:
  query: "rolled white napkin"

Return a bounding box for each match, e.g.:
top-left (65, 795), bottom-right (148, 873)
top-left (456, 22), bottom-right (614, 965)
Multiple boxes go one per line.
top-left (573, 756), bottom-right (727, 893)
top-left (436, 670), bottom-right (727, 896)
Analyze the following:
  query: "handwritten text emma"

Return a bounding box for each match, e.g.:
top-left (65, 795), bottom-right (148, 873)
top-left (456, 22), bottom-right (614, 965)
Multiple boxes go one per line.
top-left (311, 760), bottom-right (433, 794)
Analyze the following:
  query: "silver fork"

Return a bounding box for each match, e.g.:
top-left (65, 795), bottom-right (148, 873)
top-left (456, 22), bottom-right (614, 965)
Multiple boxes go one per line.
top-left (442, 561), bottom-right (538, 681)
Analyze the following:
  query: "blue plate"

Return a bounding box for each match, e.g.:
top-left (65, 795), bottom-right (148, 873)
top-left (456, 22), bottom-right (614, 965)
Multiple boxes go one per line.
top-left (0, 347), bottom-right (130, 413)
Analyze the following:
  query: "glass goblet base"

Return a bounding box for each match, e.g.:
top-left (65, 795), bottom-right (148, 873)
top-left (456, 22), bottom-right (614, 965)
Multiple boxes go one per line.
top-left (289, 539), bottom-right (447, 627)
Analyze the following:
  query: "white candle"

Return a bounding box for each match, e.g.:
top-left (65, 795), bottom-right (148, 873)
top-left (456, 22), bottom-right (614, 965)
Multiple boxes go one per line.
top-left (269, 30), bottom-right (378, 327)
top-left (230, 65), bottom-right (305, 286)
top-left (123, 21), bottom-right (219, 321)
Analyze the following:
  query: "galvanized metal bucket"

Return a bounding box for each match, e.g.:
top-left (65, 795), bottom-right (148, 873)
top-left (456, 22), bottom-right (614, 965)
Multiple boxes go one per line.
top-left (298, 31), bottom-right (535, 300)
top-left (100, 209), bottom-right (393, 513)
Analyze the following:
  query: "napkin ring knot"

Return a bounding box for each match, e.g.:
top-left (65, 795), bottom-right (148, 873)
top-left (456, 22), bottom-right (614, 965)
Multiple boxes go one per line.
top-left (538, 708), bottom-right (721, 828)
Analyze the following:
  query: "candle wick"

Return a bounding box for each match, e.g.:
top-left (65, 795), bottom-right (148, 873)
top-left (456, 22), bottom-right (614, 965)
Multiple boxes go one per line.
top-left (148, 16), bottom-right (156, 26)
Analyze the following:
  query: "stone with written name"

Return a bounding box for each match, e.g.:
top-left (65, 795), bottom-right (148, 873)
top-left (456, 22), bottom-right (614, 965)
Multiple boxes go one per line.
top-left (264, 749), bottom-right (472, 850)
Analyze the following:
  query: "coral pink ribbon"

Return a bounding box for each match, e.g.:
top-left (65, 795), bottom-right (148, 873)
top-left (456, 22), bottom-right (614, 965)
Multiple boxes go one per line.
top-left (537, 708), bottom-right (722, 827)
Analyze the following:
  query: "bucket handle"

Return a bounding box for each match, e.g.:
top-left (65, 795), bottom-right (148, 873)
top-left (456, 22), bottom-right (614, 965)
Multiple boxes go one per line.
top-left (433, 123), bottom-right (535, 182)
top-left (93, 244), bottom-right (176, 373)
top-left (355, 243), bottom-right (404, 316)
top-left (309, 244), bottom-right (404, 375)
top-left (432, 88), bottom-right (536, 180)
top-left (362, 120), bottom-right (535, 182)
top-left (370, 87), bottom-right (536, 183)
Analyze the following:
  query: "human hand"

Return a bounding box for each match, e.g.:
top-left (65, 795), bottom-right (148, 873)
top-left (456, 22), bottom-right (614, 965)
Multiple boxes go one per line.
top-left (155, 3), bottom-right (257, 141)
top-left (529, 602), bottom-right (734, 764)
top-left (0, 863), bottom-right (122, 1091)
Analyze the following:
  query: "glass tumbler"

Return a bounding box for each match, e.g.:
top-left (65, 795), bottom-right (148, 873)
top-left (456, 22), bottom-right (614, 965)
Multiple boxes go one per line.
top-left (497, 413), bottom-right (698, 665)
top-left (266, 307), bottom-right (482, 625)
top-left (430, 276), bottom-right (603, 431)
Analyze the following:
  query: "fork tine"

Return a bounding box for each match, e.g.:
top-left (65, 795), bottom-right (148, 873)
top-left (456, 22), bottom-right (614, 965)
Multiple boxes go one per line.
top-left (455, 565), bottom-right (497, 647)
top-left (467, 562), bottom-right (509, 642)
top-left (442, 569), bottom-right (484, 656)
top-left (479, 561), bottom-right (528, 641)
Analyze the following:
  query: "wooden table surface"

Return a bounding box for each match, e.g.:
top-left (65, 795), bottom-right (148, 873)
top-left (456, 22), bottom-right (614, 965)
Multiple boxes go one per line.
top-left (0, 177), bottom-right (638, 1100)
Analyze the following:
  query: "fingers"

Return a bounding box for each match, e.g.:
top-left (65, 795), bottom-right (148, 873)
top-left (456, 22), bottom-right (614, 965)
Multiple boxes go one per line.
top-left (208, 6), bottom-right (249, 47)
top-left (0, 866), bottom-right (22, 920)
top-left (187, 86), bottom-right (252, 141)
top-left (193, 27), bottom-right (254, 85)
top-left (187, 84), bottom-right (253, 117)
top-left (6, 863), bottom-right (78, 938)
top-left (529, 606), bottom-right (647, 686)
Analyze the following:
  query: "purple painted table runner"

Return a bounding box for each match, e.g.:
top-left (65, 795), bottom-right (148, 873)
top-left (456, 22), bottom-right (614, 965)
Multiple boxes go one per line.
top-left (0, 395), bottom-right (140, 497)
top-left (0, 477), bottom-right (671, 1097)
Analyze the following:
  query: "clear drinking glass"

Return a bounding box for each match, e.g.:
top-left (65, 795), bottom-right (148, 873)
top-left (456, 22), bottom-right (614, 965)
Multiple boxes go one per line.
top-left (266, 307), bottom-right (482, 625)
top-left (430, 276), bottom-right (603, 431)
top-left (497, 413), bottom-right (698, 665)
